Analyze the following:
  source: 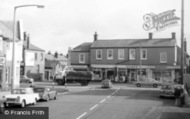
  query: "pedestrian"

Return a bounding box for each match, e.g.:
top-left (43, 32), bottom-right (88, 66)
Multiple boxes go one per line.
top-left (174, 86), bottom-right (181, 106)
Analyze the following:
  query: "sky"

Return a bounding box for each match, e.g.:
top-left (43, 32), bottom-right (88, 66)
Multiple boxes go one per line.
top-left (0, 0), bottom-right (190, 55)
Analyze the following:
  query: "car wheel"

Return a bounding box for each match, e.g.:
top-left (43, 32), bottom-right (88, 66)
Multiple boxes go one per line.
top-left (136, 83), bottom-right (141, 87)
top-left (46, 95), bottom-right (50, 102)
top-left (21, 100), bottom-right (26, 108)
top-left (54, 94), bottom-right (57, 100)
top-left (33, 98), bottom-right (37, 105)
top-left (153, 84), bottom-right (158, 88)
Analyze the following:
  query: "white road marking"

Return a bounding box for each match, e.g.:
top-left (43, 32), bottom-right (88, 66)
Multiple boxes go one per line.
top-left (58, 92), bottom-right (69, 95)
top-left (100, 99), bottom-right (106, 103)
top-left (76, 112), bottom-right (87, 119)
top-left (107, 95), bottom-right (111, 99)
top-left (90, 104), bottom-right (98, 111)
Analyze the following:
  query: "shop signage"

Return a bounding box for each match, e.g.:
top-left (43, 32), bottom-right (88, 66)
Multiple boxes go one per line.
top-left (143, 9), bottom-right (180, 31)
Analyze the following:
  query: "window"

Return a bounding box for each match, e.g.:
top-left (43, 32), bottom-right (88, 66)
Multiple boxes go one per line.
top-left (141, 49), bottom-right (147, 60)
top-left (118, 49), bottom-right (124, 59)
top-left (107, 49), bottom-right (113, 59)
top-left (35, 53), bottom-right (37, 61)
top-left (96, 50), bottom-right (102, 59)
top-left (41, 53), bottom-right (43, 61)
top-left (79, 53), bottom-right (85, 63)
top-left (129, 49), bottom-right (136, 60)
top-left (160, 52), bottom-right (167, 63)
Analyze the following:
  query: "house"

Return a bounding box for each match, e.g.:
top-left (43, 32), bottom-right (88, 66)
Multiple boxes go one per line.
top-left (21, 32), bottom-right (45, 81)
top-left (70, 32), bottom-right (189, 83)
top-left (0, 20), bottom-right (23, 90)
top-left (45, 60), bottom-right (65, 81)
top-left (45, 53), bottom-right (69, 81)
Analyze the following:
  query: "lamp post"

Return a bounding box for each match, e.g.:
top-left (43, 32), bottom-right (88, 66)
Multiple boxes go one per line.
top-left (11, 4), bottom-right (44, 93)
top-left (180, 0), bottom-right (184, 84)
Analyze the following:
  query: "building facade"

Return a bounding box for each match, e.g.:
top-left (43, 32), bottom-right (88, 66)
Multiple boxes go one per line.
top-left (70, 32), bottom-right (188, 83)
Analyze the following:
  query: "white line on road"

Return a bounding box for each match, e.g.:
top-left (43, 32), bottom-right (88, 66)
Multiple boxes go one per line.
top-left (58, 92), bottom-right (69, 95)
top-left (100, 99), bottom-right (106, 103)
top-left (90, 104), bottom-right (98, 111)
top-left (107, 95), bottom-right (111, 99)
top-left (76, 112), bottom-right (87, 119)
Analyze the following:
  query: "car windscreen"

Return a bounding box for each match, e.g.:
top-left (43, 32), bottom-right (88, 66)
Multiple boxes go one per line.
top-left (33, 88), bottom-right (45, 92)
top-left (13, 89), bottom-right (26, 94)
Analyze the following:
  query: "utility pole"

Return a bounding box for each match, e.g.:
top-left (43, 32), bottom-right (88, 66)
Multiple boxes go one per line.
top-left (139, 43), bottom-right (142, 81)
top-left (181, 0), bottom-right (184, 84)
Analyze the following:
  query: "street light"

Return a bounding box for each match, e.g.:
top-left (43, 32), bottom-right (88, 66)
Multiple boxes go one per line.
top-left (11, 4), bottom-right (44, 93)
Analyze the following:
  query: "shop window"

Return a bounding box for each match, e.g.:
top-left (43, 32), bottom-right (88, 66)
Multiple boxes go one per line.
top-left (79, 53), bottom-right (85, 63)
top-left (141, 49), bottom-right (147, 60)
top-left (129, 49), bottom-right (136, 60)
top-left (107, 49), bottom-right (113, 59)
top-left (118, 49), bottom-right (124, 59)
top-left (160, 52), bottom-right (167, 63)
top-left (96, 50), bottom-right (102, 59)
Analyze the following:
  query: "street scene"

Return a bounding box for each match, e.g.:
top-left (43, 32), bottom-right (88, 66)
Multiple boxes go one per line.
top-left (1, 0), bottom-right (190, 119)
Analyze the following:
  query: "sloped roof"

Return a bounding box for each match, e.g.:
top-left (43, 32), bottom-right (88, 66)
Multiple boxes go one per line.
top-left (91, 38), bottom-right (176, 48)
top-left (72, 42), bottom-right (92, 52)
top-left (45, 60), bottom-right (60, 69)
top-left (24, 44), bottom-right (45, 52)
top-left (45, 54), bottom-right (68, 61)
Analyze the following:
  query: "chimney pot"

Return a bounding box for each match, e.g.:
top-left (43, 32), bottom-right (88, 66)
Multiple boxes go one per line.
top-left (94, 32), bottom-right (98, 41)
top-left (172, 32), bottom-right (176, 39)
top-left (149, 33), bottom-right (153, 40)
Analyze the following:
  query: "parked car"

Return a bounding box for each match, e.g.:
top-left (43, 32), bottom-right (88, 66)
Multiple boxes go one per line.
top-left (134, 77), bottom-right (162, 88)
top-left (33, 87), bottom-right (57, 101)
top-left (20, 75), bottom-right (34, 83)
top-left (101, 79), bottom-right (113, 88)
top-left (3, 87), bottom-right (40, 108)
top-left (160, 83), bottom-right (182, 98)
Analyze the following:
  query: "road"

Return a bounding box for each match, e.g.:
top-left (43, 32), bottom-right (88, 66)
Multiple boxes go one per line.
top-left (2, 82), bottom-right (190, 119)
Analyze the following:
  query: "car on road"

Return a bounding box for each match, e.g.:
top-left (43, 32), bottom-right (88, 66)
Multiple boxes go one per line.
top-left (33, 87), bottom-right (57, 101)
top-left (20, 75), bottom-right (34, 83)
top-left (134, 78), bottom-right (162, 88)
top-left (160, 83), bottom-right (182, 98)
top-left (3, 87), bottom-right (40, 108)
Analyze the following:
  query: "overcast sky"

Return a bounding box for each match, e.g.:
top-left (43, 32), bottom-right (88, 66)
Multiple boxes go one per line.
top-left (0, 0), bottom-right (190, 55)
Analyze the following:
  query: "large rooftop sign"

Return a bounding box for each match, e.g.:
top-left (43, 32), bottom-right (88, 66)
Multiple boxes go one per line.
top-left (143, 9), bottom-right (180, 31)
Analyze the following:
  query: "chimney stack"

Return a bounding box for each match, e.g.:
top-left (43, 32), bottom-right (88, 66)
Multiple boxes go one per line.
top-left (149, 33), bottom-right (153, 40)
top-left (94, 32), bottom-right (98, 41)
top-left (172, 32), bottom-right (176, 39)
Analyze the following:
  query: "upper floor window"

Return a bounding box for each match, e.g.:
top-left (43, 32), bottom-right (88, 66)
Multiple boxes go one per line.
top-left (96, 50), bottom-right (102, 59)
top-left (35, 53), bottom-right (37, 61)
top-left (79, 53), bottom-right (85, 63)
top-left (129, 49), bottom-right (136, 60)
top-left (160, 52), bottom-right (167, 63)
top-left (118, 49), bottom-right (124, 59)
top-left (41, 53), bottom-right (43, 61)
top-left (107, 49), bottom-right (113, 59)
top-left (141, 49), bottom-right (147, 60)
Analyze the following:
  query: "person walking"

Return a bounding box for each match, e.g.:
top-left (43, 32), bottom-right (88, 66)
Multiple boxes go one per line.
top-left (174, 86), bottom-right (181, 106)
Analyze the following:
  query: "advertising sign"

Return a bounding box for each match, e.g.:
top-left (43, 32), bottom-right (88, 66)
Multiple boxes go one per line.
top-left (143, 9), bottom-right (180, 31)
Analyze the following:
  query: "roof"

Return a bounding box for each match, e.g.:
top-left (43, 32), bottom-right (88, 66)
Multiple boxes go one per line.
top-left (45, 60), bottom-right (60, 69)
top-left (0, 20), bottom-right (19, 41)
top-left (24, 44), bottom-right (45, 52)
top-left (91, 38), bottom-right (176, 48)
top-left (72, 42), bottom-right (92, 52)
top-left (45, 54), bottom-right (68, 61)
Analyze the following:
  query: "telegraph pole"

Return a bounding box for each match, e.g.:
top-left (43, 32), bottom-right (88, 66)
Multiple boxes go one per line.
top-left (181, 0), bottom-right (184, 84)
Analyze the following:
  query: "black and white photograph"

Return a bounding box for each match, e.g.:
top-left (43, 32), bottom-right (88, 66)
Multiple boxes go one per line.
top-left (0, 0), bottom-right (190, 119)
